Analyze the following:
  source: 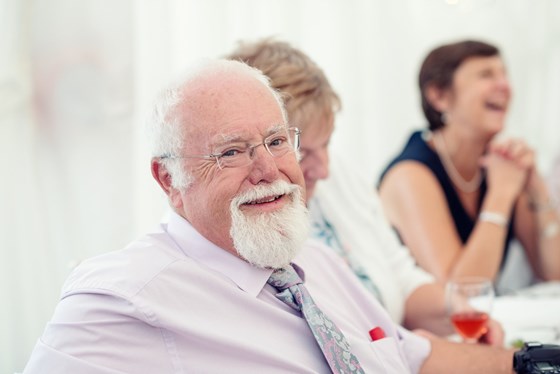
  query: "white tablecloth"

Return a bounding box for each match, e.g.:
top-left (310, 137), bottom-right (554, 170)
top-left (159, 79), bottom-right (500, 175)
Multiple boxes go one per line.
top-left (493, 281), bottom-right (560, 347)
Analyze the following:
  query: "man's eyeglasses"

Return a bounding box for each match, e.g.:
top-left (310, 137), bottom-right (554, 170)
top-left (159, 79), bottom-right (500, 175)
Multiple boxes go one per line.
top-left (159, 127), bottom-right (301, 169)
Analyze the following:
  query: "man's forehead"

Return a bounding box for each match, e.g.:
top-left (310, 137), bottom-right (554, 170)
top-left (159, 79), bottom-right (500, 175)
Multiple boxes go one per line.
top-left (209, 123), bottom-right (286, 145)
top-left (178, 67), bottom-right (287, 149)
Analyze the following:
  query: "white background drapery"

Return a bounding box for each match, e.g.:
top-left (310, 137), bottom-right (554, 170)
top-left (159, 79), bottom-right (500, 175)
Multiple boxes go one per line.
top-left (2, 1), bottom-right (560, 372)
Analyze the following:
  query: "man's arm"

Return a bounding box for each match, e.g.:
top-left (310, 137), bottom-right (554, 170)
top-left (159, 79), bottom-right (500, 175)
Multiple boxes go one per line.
top-left (419, 331), bottom-right (515, 374)
top-left (404, 283), bottom-right (450, 335)
top-left (405, 283), bottom-right (505, 347)
top-left (24, 293), bottom-right (172, 373)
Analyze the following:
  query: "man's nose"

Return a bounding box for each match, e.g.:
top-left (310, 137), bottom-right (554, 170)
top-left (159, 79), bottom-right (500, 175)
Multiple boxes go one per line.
top-left (247, 145), bottom-right (280, 184)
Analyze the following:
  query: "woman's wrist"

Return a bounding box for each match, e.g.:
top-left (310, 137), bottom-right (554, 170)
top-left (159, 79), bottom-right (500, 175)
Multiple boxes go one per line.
top-left (482, 191), bottom-right (516, 216)
top-left (525, 170), bottom-right (552, 209)
top-left (479, 211), bottom-right (509, 228)
top-left (540, 221), bottom-right (560, 239)
top-left (528, 197), bottom-right (558, 213)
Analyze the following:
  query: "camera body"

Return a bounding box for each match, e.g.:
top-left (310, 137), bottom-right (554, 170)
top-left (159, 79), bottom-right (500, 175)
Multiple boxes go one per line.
top-left (514, 342), bottom-right (560, 374)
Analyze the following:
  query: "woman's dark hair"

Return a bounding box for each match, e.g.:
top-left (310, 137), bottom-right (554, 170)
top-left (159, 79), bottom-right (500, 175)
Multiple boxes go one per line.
top-left (419, 40), bottom-right (500, 130)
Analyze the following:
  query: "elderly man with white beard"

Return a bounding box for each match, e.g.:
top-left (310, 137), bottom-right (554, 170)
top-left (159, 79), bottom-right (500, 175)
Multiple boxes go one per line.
top-left (24, 59), bottom-right (516, 374)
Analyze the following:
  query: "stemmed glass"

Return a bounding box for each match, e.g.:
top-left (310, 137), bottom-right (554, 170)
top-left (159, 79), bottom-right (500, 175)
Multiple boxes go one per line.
top-left (446, 277), bottom-right (495, 343)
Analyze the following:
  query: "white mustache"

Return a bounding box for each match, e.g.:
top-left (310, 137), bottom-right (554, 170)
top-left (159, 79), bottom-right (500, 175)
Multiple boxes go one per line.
top-left (232, 180), bottom-right (300, 207)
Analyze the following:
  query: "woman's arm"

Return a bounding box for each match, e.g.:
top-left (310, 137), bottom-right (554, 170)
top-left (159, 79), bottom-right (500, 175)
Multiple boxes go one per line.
top-left (514, 174), bottom-right (560, 280)
top-left (379, 157), bottom-right (522, 283)
top-left (491, 138), bottom-right (560, 281)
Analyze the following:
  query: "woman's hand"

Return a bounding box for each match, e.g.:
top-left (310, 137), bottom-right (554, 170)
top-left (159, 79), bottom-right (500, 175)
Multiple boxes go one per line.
top-left (486, 137), bottom-right (539, 194)
top-left (480, 141), bottom-right (529, 202)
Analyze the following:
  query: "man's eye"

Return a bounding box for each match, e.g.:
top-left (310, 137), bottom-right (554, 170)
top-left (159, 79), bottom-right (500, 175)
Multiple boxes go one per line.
top-left (268, 136), bottom-right (287, 147)
top-left (221, 148), bottom-right (243, 158)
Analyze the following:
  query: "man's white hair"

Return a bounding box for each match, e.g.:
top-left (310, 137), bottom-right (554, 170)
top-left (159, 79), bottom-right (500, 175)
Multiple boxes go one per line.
top-left (147, 59), bottom-right (289, 191)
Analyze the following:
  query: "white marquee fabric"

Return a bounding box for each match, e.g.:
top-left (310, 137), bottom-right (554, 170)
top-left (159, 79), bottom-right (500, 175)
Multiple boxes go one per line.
top-left (2, 1), bottom-right (560, 372)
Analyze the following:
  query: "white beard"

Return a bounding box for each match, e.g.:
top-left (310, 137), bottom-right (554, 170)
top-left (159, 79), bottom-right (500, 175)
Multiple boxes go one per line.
top-left (229, 180), bottom-right (310, 269)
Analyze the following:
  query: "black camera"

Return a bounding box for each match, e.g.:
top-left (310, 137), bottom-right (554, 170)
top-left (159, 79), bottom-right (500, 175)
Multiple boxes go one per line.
top-left (514, 342), bottom-right (560, 373)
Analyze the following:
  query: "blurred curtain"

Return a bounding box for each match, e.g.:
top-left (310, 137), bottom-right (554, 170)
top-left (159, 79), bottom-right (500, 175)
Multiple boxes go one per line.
top-left (1, 1), bottom-right (145, 372)
top-left (2, 0), bottom-right (560, 372)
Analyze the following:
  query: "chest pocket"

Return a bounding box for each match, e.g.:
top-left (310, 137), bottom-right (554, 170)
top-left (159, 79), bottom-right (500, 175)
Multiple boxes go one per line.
top-left (367, 337), bottom-right (412, 373)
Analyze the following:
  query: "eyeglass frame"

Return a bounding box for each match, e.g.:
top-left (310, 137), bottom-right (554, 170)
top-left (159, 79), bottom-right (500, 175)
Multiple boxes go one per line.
top-left (158, 126), bottom-right (301, 169)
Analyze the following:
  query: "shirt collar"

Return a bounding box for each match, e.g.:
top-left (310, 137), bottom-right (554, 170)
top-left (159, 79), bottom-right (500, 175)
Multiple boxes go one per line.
top-left (165, 210), bottom-right (273, 297)
top-left (290, 262), bottom-right (307, 283)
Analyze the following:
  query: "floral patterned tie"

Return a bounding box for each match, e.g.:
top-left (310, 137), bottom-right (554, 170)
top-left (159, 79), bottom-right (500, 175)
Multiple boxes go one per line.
top-left (267, 265), bottom-right (365, 374)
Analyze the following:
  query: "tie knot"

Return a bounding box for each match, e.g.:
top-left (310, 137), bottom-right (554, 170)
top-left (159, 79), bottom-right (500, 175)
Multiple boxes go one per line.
top-left (267, 265), bottom-right (303, 291)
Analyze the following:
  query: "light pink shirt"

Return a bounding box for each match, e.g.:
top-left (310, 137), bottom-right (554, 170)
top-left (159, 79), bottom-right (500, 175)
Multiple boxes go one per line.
top-left (23, 211), bottom-right (430, 373)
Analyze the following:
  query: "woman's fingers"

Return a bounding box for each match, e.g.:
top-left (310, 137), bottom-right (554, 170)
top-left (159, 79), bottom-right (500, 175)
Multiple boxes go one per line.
top-left (488, 137), bottom-right (535, 170)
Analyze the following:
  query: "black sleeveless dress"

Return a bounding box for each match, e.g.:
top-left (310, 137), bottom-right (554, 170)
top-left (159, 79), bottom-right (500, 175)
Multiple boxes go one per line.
top-left (378, 130), bottom-right (514, 269)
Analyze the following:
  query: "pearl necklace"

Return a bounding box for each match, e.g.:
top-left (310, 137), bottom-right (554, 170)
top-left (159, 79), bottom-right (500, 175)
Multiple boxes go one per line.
top-left (427, 130), bottom-right (482, 193)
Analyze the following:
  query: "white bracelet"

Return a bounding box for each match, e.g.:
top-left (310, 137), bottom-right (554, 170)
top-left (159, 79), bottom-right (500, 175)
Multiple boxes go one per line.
top-left (542, 222), bottom-right (560, 239)
top-left (479, 211), bottom-right (508, 228)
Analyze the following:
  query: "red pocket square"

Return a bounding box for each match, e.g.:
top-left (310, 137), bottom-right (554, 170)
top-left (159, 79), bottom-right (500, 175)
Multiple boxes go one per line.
top-left (369, 326), bottom-right (386, 341)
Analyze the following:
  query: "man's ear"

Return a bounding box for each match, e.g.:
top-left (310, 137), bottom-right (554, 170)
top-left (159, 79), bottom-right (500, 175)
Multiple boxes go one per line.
top-left (151, 158), bottom-right (173, 194)
top-left (151, 158), bottom-right (183, 209)
top-left (425, 84), bottom-right (451, 113)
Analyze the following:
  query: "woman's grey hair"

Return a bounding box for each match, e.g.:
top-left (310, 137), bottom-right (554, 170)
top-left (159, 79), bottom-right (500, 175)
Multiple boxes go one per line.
top-left (147, 59), bottom-right (288, 191)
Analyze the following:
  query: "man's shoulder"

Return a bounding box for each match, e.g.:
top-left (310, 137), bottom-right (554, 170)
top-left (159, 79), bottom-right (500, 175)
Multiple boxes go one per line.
top-left (61, 229), bottom-right (188, 300)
